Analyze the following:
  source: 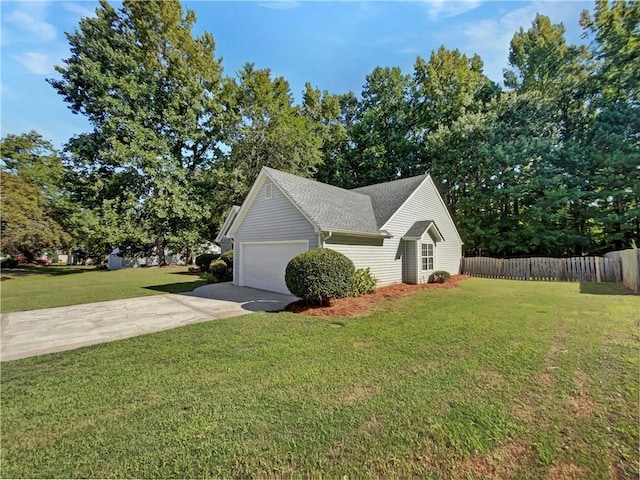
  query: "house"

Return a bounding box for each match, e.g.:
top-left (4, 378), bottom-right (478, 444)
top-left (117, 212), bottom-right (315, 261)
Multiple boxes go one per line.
top-left (225, 167), bottom-right (463, 295)
top-left (215, 205), bottom-right (240, 253)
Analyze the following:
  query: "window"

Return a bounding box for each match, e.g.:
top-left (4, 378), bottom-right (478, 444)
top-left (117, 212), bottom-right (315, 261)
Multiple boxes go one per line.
top-left (265, 182), bottom-right (272, 199)
top-left (421, 243), bottom-right (434, 271)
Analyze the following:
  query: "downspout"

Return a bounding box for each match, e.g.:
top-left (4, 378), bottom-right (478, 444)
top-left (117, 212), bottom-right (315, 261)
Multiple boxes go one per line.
top-left (319, 231), bottom-right (333, 247)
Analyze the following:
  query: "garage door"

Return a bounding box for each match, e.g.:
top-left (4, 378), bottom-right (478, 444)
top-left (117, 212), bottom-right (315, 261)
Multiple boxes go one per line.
top-left (241, 241), bottom-right (308, 294)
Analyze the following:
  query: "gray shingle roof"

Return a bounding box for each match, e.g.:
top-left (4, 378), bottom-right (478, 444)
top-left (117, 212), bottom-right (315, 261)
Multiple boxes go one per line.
top-left (351, 174), bottom-right (428, 227)
top-left (263, 167), bottom-right (381, 234)
top-left (402, 220), bottom-right (444, 241)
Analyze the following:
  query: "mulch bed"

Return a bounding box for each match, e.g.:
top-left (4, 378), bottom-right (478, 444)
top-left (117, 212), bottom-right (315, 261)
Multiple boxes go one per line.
top-left (285, 274), bottom-right (470, 317)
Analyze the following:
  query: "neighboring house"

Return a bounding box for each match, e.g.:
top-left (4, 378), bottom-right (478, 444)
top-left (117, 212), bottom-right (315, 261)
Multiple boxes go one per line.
top-left (107, 248), bottom-right (196, 270)
top-left (225, 167), bottom-right (463, 295)
top-left (215, 205), bottom-right (240, 253)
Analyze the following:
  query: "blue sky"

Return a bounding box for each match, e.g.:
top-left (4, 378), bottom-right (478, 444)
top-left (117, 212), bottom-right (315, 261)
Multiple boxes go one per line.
top-left (1, 0), bottom-right (592, 148)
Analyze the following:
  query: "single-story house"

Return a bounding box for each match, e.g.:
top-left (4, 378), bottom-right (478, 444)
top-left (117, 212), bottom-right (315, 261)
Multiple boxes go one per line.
top-left (215, 205), bottom-right (240, 253)
top-left (224, 167), bottom-right (463, 295)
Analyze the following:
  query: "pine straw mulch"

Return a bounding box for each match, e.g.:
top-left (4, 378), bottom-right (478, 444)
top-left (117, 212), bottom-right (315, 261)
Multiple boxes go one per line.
top-left (285, 274), bottom-right (470, 317)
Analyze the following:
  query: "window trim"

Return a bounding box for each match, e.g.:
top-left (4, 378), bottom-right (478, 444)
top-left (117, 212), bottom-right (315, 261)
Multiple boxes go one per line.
top-left (421, 242), bottom-right (434, 271)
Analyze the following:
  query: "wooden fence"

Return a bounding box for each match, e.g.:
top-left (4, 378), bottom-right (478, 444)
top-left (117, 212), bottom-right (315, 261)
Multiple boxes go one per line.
top-left (461, 256), bottom-right (622, 283)
top-left (604, 249), bottom-right (639, 292)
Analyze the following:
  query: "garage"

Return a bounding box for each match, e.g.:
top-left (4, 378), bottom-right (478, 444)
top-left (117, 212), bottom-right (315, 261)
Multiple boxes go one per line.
top-left (240, 241), bottom-right (308, 295)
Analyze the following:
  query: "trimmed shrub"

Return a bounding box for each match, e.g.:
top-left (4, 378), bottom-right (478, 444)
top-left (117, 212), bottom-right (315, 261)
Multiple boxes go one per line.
top-left (209, 259), bottom-right (232, 282)
top-left (220, 249), bottom-right (233, 268)
top-left (429, 270), bottom-right (451, 283)
top-left (285, 248), bottom-right (355, 305)
top-left (352, 267), bottom-right (377, 296)
top-left (195, 253), bottom-right (219, 272)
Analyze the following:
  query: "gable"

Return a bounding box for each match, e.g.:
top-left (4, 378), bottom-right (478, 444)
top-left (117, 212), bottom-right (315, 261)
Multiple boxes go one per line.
top-left (352, 174), bottom-right (427, 228)
top-left (387, 175), bottom-right (463, 244)
top-left (229, 170), bottom-right (318, 236)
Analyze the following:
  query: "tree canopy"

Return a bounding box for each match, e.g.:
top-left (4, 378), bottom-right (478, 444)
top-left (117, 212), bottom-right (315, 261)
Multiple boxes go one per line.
top-left (6, 0), bottom-right (632, 261)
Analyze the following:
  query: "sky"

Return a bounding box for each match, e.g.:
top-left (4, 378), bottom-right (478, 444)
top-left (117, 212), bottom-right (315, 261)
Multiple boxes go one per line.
top-left (1, 0), bottom-right (593, 149)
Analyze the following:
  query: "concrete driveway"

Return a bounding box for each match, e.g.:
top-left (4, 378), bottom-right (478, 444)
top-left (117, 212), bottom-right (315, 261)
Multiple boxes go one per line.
top-left (0, 283), bottom-right (296, 361)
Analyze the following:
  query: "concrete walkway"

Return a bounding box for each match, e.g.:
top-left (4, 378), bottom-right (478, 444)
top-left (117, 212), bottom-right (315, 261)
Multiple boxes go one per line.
top-left (1, 283), bottom-right (296, 361)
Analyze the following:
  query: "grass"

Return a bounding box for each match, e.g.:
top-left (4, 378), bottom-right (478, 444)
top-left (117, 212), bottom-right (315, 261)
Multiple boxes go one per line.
top-left (1, 279), bottom-right (638, 478)
top-left (0, 265), bottom-right (207, 312)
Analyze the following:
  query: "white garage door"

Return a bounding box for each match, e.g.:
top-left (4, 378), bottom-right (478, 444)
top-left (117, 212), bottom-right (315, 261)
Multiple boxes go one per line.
top-left (241, 241), bottom-right (308, 295)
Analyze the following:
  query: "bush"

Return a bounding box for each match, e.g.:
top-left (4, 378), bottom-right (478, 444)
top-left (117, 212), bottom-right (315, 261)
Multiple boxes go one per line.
top-left (195, 253), bottom-right (220, 272)
top-left (429, 270), bottom-right (451, 283)
top-left (220, 249), bottom-right (233, 268)
top-left (0, 258), bottom-right (18, 269)
top-left (209, 259), bottom-right (232, 282)
top-left (285, 248), bottom-right (355, 306)
top-left (199, 272), bottom-right (215, 283)
top-left (352, 267), bottom-right (377, 296)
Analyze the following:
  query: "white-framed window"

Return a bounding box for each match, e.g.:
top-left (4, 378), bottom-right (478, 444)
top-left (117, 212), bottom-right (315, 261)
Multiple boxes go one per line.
top-left (421, 243), bottom-right (434, 271)
top-left (265, 182), bottom-right (272, 199)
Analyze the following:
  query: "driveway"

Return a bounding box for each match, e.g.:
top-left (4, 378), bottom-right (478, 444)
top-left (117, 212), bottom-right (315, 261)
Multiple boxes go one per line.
top-left (0, 283), bottom-right (296, 361)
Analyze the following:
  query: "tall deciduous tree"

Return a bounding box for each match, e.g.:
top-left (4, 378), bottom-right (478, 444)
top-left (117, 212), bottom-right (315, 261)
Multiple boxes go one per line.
top-left (49, 0), bottom-right (225, 263)
top-left (226, 63), bottom-right (322, 183)
top-left (0, 132), bottom-right (72, 260)
top-left (348, 66), bottom-right (416, 185)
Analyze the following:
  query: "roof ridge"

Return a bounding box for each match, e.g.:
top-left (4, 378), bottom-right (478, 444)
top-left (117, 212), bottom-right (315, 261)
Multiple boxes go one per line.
top-left (350, 172), bottom-right (428, 191)
top-left (263, 167), bottom-right (372, 200)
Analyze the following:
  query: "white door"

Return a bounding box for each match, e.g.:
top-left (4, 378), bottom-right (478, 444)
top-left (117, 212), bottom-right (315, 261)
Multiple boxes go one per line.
top-left (241, 241), bottom-right (308, 294)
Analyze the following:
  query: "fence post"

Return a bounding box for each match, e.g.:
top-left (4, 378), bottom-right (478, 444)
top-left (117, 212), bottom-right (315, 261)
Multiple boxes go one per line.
top-left (595, 257), bottom-right (601, 283)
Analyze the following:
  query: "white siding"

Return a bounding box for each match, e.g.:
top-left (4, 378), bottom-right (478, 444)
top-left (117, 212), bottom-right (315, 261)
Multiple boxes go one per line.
top-left (325, 176), bottom-right (462, 286)
top-left (233, 181), bottom-right (318, 285)
top-left (384, 176), bottom-right (462, 280)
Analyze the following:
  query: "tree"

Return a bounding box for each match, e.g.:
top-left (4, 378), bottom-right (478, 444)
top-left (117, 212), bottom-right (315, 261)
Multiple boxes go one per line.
top-left (303, 85), bottom-right (357, 188)
top-left (505, 14), bottom-right (591, 140)
top-left (49, 0), bottom-right (226, 263)
top-left (0, 132), bottom-right (72, 260)
top-left (348, 66), bottom-right (416, 185)
top-left (224, 63), bottom-right (322, 189)
top-left (580, 0), bottom-right (640, 106)
top-left (413, 46), bottom-right (498, 134)
top-left (579, 0), bottom-right (640, 250)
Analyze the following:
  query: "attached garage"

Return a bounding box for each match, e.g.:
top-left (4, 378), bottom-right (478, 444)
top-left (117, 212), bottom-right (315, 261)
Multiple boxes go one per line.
top-left (239, 241), bottom-right (308, 295)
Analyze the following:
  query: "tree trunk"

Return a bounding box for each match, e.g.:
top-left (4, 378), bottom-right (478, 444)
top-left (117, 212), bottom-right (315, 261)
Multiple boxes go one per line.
top-left (156, 235), bottom-right (166, 266)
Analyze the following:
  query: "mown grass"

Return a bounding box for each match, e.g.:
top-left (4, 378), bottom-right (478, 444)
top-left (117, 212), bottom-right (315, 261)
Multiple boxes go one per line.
top-left (0, 266), bottom-right (206, 312)
top-left (1, 279), bottom-right (638, 478)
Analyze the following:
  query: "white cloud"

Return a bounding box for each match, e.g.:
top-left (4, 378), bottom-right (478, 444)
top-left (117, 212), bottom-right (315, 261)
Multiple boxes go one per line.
top-left (257, 1), bottom-right (299, 10)
top-left (16, 52), bottom-right (54, 75)
top-left (62, 2), bottom-right (97, 18)
top-left (425, 0), bottom-right (482, 20)
top-left (5, 9), bottom-right (57, 43)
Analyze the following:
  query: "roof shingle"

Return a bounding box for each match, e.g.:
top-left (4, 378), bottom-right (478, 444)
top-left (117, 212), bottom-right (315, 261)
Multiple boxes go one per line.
top-left (263, 167), bottom-right (380, 234)
top-left (351, 174), bottom-right (428, 227)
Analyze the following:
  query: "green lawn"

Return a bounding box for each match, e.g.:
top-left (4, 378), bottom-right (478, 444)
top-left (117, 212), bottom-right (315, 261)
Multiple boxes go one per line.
top-left (0, 265), bottom-right (207, 312)
top-left (1, 279), bottom-right (638, 478)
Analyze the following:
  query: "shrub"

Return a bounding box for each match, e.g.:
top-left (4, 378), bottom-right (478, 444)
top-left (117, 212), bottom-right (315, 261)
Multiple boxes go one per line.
top-left (195, 253), bottom-right (220, 272)
top-left (209, 259), bottom-right (232, 282)
top-left (199, 272), bottom-right (215, 283)
top-left (429, 270), bottom-right (451, 283)
top-left (0, 258), bottom-right (18, 269)
top-left (285, 248), bottom-right (355, 306)
top-left (220, 249), bottom-right (233, 268)
top-left (351, 267), bottom-right (377, 296)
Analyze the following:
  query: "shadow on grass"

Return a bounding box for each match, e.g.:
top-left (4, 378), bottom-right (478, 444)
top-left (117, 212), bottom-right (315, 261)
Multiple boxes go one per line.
top-left (579, 282), bottom-right (636, 295)
top-left (2, 266), bottom-right (94, 277)
top-left (144, 281), bottom-right (209, 294)
top-left (170, 271), bottom-right (202, 276)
